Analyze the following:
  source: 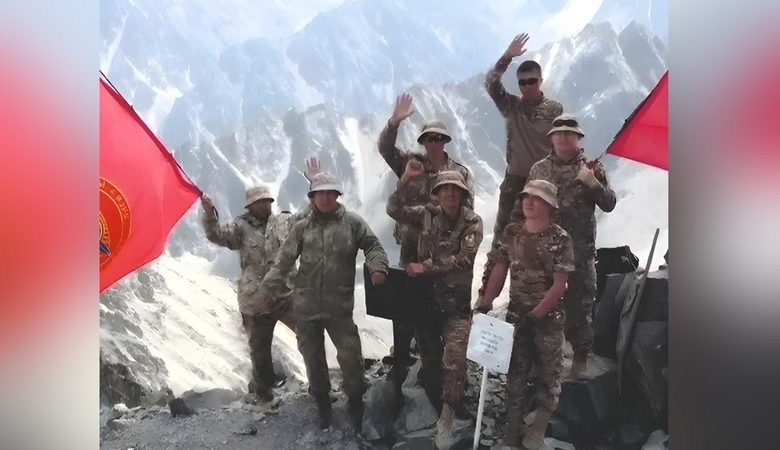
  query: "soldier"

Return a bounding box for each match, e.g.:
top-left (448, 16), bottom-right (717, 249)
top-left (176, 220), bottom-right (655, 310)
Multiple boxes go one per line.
top-left (387, 163), bottom-right (483, 449)
top-left (200, 186), bottom-right (299, 403)
top-left (476, 179), bottom-right (575, 450)
top-left (526, 114), bottom-right (617, 379)
top-left (480, 33), bottom-right (564, 303)
top-left (260, 172), bottom-right (389, 430)
top-left (378, 92), bottom-right (474, 398)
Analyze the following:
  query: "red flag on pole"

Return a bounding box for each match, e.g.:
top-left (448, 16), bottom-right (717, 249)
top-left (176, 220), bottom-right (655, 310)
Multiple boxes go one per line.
top-left (606, 71), bottom-right (668, 170)
top-left (99, 75), bottom-right (201, 292)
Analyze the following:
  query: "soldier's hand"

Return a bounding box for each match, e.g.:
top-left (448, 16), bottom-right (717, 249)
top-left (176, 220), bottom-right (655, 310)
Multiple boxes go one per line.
top-left (503, 33), bottom-right (529, 59)
top-left (576, 165), bottom-right (601, 189)
top-left (304, 156), bottom-right (322, 182)
top-left (201, 194), bottom-right (215, 211)
top-left (406, 262), bottom-right (426, 277)
top-left (390, 93), bottom-right (415, 126)
top-left (474, 297), bottom-right (492, 314)
top-left (371, 271), bottom-right (387, 286)
top-left (401, 159), bottom-right (425, 184)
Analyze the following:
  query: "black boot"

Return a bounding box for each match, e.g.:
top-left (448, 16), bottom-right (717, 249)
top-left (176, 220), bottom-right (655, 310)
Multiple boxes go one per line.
top-left (347, 397), bottom-right (364, 431)
top-left (315, 395), bottom-right (333, 429)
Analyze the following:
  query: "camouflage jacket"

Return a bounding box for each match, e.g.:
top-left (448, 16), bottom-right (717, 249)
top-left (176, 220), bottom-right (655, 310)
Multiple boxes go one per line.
top-left (261, 204), bottom-right (389, 321)
top-left (378, 121), bottom-right (474, 264)
top-left (485, 57), bottom-right (563, 177)
top-left (494, 221), bottom-right (575, 321)
top-left (201, 207), bottom-right (307, 315)
top-left (387, 185), bottom-right (483, 314)
top-left (528, 150), bottom-right (617, 261)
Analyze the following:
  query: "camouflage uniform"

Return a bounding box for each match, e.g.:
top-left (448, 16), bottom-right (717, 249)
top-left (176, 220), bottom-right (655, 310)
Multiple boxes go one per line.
top-left (526, 151), bottom-right (616, 357)
top-left (386, 174), bottom-right (483, 408)
top-left (493, 221), bottom-right (575, 445)
top-left (484, 56), bottom-right (563, 248)
top-left (261, 203), bottom-right (389, 406)
top-left (201, 194), bottom-right (304, 397)
top-left (378, 120), bottom-right (474, 395)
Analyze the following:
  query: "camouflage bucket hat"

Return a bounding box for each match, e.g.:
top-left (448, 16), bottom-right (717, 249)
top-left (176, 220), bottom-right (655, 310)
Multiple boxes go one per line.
top-left (245, 185), bottom-right (275, 207)
top-left (520, 179), bottom-right (558, 208)
top-left (307, 172), bottom-right (343, 198)
top-left (416, 119), bottom-right (452, 144)
top-left (547, 113), bottom-right (585, 137)
top-left (431, 170), bottom-right (470, 197)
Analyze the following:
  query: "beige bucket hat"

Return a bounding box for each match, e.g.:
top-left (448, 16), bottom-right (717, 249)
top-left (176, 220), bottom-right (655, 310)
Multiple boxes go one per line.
top-left (307, 172), bottom-right (343, 198)
top-left (431, 170), bottom-right (470, 197)
top-left (245, 185), bottom-right (275, 207)
top-left (416, 119), bottom-right (453, 144)
top-left (547, 113), bottom-right (585, 137)
top-left (520, 179), bottom-right (558, 208)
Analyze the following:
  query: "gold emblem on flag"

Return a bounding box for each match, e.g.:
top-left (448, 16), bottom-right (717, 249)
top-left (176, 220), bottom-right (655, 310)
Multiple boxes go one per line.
top-left (99, 177), bottom-right (132, 268)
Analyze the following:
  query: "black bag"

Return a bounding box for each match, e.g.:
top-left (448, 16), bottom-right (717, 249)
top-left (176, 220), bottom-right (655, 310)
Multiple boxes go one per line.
top-left (363, 264), bottom-right (434, 321)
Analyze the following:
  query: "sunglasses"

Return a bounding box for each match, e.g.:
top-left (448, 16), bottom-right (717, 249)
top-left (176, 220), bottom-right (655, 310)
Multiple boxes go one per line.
top-left (518, 77), bottom-right (539, 86)
top-left (552, 118), bottom-right (579, 127)
top-left (423, 134), bottom-right (447, 143)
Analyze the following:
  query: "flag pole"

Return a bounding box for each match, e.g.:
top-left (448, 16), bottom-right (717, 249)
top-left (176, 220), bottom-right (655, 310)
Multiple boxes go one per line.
top-left (473, 366), bottom-right (490, 450)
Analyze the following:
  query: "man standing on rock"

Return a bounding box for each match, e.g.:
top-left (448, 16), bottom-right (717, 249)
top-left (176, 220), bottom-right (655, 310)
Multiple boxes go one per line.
top-left (260, 172), bottom-right (389, 430)
top-left (387, 163), bottom-right (483, 449)
top-left (480, 32), bottom-right (564, 300)
top-left (377, 92), bottom-right (474, 400)
top-left (477, 179), bottom-right (575, 449)
top-left (526, 114), bottom-right (617, 379)
top-left (200, 159), bottom-right (321, 403)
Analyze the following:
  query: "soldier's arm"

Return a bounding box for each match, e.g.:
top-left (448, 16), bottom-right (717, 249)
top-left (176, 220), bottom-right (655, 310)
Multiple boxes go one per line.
top-left (377, 121), bottom-right (409, 178)
top-left (423, 216), bottom-right (484, 274)
top-left (485, 57), bottom-right (514, 117)
top-left (386, 183), bottom-right (426, 226)
top-left (352, 214), bottom-right (390, 275)
top-left (261, 221), bottom-right (304, 299)
top-left (531, 233), bottom-right (575, 318)
top-left (201, 207), bottom-right (242, 250)
top-left (591, 162), bottom-right (617, 212)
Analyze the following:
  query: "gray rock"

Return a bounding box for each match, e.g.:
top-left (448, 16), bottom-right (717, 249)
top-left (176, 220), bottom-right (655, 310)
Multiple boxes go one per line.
top-left (109, 403), bottom-right (128, 420)
top-left (180, 388), bottom-right (241, 410)
top-left (362, 377), bottom-right (398, 441)
top-left (168, 398), bottom-right (194, 417)
top-left (395, 361), bottom-right (439, 434)
top-left (106, 418), bottom-right (134, 432)
top-left (641, 429), bottom-right (669, 450)
top-left (541, 437), bottom-right (575, 450)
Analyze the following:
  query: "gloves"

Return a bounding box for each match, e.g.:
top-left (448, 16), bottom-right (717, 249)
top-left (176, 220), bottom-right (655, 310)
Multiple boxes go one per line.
top-left (576, 165), bottom-right (601, 189)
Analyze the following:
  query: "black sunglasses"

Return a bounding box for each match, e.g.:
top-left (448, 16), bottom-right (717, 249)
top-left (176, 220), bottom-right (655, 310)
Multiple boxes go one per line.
top-left (423, 134), bottom-right (447, 143)
top-left (552, 118), bottom-right (579, 127)
top-left (518, 77), bottom-right (539, 86)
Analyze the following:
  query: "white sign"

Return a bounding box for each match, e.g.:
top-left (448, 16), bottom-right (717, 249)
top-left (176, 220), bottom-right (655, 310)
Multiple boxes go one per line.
top-left (467, 313), bottom-right (516, 374)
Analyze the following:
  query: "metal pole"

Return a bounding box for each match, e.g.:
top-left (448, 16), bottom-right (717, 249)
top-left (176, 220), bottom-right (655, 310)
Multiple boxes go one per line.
top-left (473, 366), bottom-right (490, 450)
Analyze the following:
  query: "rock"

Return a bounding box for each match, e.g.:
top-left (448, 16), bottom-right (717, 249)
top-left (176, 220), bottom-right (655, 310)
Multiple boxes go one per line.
top-left (557, 359), bottom-right (619, 435)
top-left (593, 273), bottom-right (634, 359)
top-left (641, 429), bottom-right (668, 450)
top-left (180, 388), bottom-right (241, 410)
top-left (228, 401), bottom-right (243, 410)
top-left (362, 377), bottom-right (398, 441)
top-left (106, 418), bottom-right (133, 432)
top-left (394, 361), bottom-right (439, 434)
top-left (168, 398), bottom-right (194, 417)
top-left (109, 403), bottom-right (128, 420)
top-left (548, 414), bottom-right (571, 442)
top-left (232, 420), bottom-right (259, 436)
top-left (143, 387), bottom-right (175, 407)
top-left (253, 412), bottom-right (266, 421)
top-left (541, 437), bottom-right (576, 450)
top-left (619, 423), bottom-right (645, 446)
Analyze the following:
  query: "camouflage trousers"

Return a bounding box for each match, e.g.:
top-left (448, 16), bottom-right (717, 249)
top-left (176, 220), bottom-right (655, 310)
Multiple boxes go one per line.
top-left (296, 316), bottom-right (366, 402)
top-left (503, 310), bottom-right (564, 445)
top-left (480, 174), bottom-right (527, 297)
top-left (242, 300), bottom-right (296, 396)
top-left (562, 256), bottom-right (597, 356)
top-left (416, 312), bottom-right (472, 408)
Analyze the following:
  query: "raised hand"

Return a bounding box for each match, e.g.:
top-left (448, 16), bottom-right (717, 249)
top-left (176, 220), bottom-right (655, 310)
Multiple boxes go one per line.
top-left (304, 156), bottom-right (322, 182)
top-left (201, 193), bottom-right (215, 211)
top-left (401, 159), bottom-right (425, 184)
top-left (503, 33), bottom-right (529, 59)
top-left (390, 93), bottom-right (415, 126)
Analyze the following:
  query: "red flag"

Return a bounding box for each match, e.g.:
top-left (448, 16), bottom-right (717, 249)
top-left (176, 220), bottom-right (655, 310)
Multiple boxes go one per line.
top-left (100, 76), bottom-right (201, 292)
top-left (606, 71), bottom-right (668, 170)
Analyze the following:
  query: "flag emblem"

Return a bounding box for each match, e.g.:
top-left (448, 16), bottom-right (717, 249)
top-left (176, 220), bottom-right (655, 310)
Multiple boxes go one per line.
top-left (99, 177), bottom-right (131, 268)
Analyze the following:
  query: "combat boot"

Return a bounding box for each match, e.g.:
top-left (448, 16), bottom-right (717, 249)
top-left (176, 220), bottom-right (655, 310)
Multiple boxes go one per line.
top-left (347, 397), bottom-right (364, 431)
top-left (568, 352), bottom-right (588, 380)
top-left (315, 394), bottom-right (333, 429)
top-left (521, 408), bottom-right (552, 450)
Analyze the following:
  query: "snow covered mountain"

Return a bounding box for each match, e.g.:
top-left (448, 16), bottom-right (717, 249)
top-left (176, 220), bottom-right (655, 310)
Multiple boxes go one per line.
top-left (99, 0), bottom-right (668, 404)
